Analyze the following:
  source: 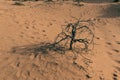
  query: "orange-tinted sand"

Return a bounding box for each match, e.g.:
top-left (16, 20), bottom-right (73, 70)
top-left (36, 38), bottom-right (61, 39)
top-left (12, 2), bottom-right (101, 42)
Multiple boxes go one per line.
top-left (0, 0), bottom-right (120, 80)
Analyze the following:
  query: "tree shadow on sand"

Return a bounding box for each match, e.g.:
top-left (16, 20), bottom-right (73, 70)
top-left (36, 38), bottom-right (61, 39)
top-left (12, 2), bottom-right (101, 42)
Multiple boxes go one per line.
top-left (99, 3), bottom-right (120, 18)
top-left (11, 42), bottom-right (66, 57)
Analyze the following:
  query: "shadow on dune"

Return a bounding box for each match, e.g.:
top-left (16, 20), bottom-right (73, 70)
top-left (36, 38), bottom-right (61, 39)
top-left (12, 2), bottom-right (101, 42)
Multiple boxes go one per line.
top-left (83, 0), bottom-right (113, 3)
top-left (99, 3), bottom-right (120, 18)
top-left (10, 42), bottom-right (66, 57)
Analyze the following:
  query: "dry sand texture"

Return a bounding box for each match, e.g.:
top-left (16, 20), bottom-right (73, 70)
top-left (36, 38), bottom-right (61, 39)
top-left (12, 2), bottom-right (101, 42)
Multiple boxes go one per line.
top-left (0, 0), bottom-right (120, 80)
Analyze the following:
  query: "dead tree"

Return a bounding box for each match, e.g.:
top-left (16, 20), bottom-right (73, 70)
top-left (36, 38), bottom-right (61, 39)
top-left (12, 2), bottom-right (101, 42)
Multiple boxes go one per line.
top-left (54, 19), bottom-right (94, 52)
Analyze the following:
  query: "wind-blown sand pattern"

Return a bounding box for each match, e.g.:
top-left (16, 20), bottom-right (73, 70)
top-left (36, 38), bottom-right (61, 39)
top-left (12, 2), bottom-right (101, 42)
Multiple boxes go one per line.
top-left (0, 0), bottom-right (120, 80)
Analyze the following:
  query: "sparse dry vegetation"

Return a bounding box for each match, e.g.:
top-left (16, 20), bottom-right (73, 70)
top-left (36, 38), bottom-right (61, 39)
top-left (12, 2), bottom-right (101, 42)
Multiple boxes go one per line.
top-left (54, 19), bottom-right (94, 52)
top-left (0, 0), bottom-right (120, 80)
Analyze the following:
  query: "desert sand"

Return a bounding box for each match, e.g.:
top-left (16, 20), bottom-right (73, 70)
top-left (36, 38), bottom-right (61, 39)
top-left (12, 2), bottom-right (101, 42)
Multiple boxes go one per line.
top-left (0, 0), bottom-right (120, 80)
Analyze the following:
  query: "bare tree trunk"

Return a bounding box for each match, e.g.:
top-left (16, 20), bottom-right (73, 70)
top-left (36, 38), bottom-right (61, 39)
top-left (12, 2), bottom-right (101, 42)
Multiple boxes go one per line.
top-left (69, 26), bottom-right (76, 50)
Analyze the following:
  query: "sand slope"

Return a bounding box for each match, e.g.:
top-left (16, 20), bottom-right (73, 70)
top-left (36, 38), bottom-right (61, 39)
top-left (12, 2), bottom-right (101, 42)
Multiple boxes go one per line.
top-left (0, 1), bottom-right (120, 80)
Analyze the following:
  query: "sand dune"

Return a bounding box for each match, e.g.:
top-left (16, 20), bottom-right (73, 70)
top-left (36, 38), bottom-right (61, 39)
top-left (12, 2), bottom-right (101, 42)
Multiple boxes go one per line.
top-left (0, 1), bottom-right (120, 80)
